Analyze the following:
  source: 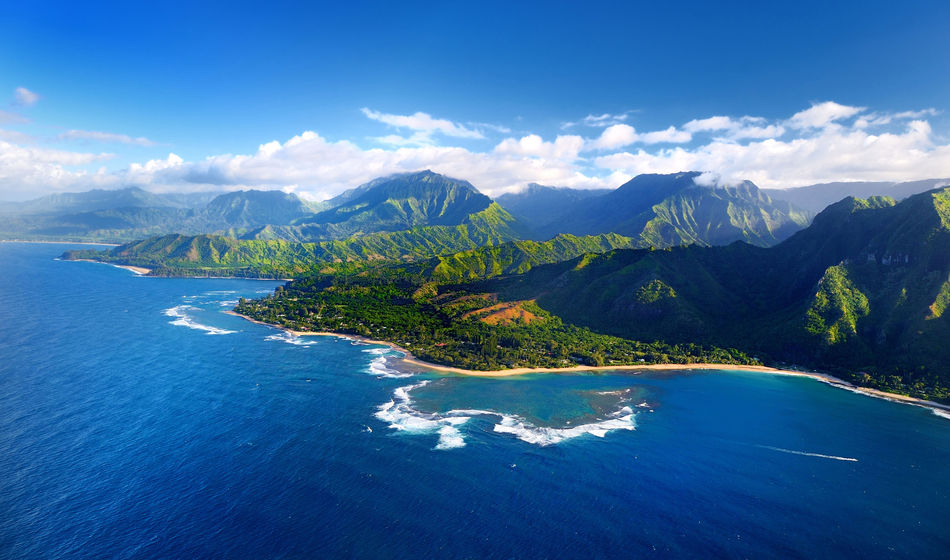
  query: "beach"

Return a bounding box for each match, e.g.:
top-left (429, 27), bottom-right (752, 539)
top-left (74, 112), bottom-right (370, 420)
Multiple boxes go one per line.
top-left (225, 310), bottom-right (950, 417)
top-left (69, 258), bottom-right (151, 275)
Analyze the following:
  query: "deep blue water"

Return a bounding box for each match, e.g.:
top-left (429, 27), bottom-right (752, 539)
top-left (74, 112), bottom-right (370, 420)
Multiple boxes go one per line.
top-left (1, 242), bottom-right (948, 559)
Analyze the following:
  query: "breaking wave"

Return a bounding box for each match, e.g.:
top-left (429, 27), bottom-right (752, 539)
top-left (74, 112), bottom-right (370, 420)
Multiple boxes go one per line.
top-left (163, 305), bottom-right (235, 335)
top-left (363, 347), bottom-right (412, 379)
top-left (375, 381), bottom-right (638, 449)
top-left (492, 406), bottom-right (637, 446)
top-left (265, 332), bottom-right (316, 346)
top-left (932, 408), bottom-right (950, 420)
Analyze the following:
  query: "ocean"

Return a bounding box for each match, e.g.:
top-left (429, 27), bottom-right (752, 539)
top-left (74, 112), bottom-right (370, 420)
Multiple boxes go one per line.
top-left (1, 242), bottom-right (948, 558)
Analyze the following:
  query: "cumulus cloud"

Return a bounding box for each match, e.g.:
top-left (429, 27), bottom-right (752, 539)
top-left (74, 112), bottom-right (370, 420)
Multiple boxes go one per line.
top-left (13, 87), bottom-right (39, 107)
top-left (58, 129), bottom-right (158, 146)
top-left (587, 124), bottom-right (637, 150)
top-left (638, 126), bottom-right (692, 144)
top-left (3, 100), bottom-right (950, 201)
top-left (101, 131), bottom-right (608, 199)
top-left (361, 108), bottom-right (484, 140)
top-left (493, 134), bottom-right (585, 160)
top-left (594, 118), bottom-right (950, 188)
top-left (0, 140), bottom-right (113, 199)
top-left (684, 115), bottom-right (785, 140)
top-left (586, 124), bottom-right (691, 150)
top-left (787, 101), bottom-right (864, 129)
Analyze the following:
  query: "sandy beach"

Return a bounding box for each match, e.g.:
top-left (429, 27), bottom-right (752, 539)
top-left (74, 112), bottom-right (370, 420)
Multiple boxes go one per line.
top-left (69, 258), bottom-right (151, 275)
top-left (226, 310), bottom-right (950, 416)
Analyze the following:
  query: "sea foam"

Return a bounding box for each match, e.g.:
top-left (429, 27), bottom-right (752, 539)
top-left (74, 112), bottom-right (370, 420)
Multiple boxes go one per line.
top-left (163, 305), bottom-right (236, 335)
top-left (363, 348), bottom-right (412, 379)
top-left (375, 381), bottom-right (477, 449)
top-left (265, 333), bottom-right (316, 346)
top-left (492, 406), bottom-right (637, 446)
top-left (375, 381), bottom-right (638, 449)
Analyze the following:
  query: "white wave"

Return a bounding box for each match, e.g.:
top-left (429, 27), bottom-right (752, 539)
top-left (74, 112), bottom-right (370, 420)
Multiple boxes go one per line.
top-left (218, 299), bottom-right (239, 307)
top-left (363, 348), bottom-right (412, 378)
top-left (264, 332), bottom-right (316, 346)
top-left (375, 381), bottom-right (638, 449)
top-left (163, 305), bottom-right (235, 335)
top-left (932, 408), bottom-right (950, 420)
top-left (492, 407), bottom-right (637, 446)
top-left (375, 381), bottom-right (483, 449)
top-left (202, 290), bottom-right (238, 295)
top-left (435, 425), bottom-right (467, 449)
top-left (759, 445), bottom-right (858, 462)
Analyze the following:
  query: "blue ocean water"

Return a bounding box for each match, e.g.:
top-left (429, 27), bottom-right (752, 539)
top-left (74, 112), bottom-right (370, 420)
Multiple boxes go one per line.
top-left (1, 242), bottom-right (948, 559)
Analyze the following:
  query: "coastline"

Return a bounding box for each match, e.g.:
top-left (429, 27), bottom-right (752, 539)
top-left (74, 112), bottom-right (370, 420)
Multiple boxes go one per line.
top-left (1, 239), bottom-right (120, 247)
top-left (226, 310), bottom-right (950, 417)
top-left (64, 257), bottom-right (290, 281)
top-left (70, 258), bottom-right (151, 275)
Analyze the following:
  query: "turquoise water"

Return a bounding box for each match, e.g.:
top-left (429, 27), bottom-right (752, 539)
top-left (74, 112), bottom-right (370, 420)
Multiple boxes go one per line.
top-left (1, 242), bottom-right (948, 558)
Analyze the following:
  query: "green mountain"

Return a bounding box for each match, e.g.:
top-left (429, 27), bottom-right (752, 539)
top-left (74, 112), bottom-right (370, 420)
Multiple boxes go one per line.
top-left (484, 188), bottom-right (950, 399)
top-left (240, 170), bottom-right (507, 242)
top-left (532, 172), bottom-right (811, 246)
top-left (763, 178), bottom-right (950, 214)
top-left (61, 200), bottom-right (524, 277)
top-left (200, 190), bottom-right (314, 229)
top-left (404, 233), bottom-right (638, 283)
top-left (495, 184), bottom-right (612, 229)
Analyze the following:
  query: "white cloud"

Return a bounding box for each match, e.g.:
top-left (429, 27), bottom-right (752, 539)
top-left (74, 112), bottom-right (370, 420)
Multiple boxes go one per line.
top-left (587, 124), bottom-right (638, 150)
top-left (594, 118), bottom-right (950, 188)
top-left (58, 129), bottom-right (158, 146)
top-left (684, 115), bottom-right (785, 141)
top-left (493, 134), bottom-right (585, 160)
top-left (562, 112), bottom-right (632, 129)
top-left (468, 121), bottom-right (512, 134)
top-left (0, 140), bottom-right (113, 199)
top-left (638, 126), bottom-right (692, 144)
top-left (787, 101), bottom-right (864, 129)
top-left (13, 87), bottom-right (39, 107)
top-left (586, 124), bottom-right (691, 150)
top-left (361, 108), bottom-right (484, 140)
top-left (854, 108), bottom-right (940, 129)
top-left (2, 100), bottom-right (949, 202)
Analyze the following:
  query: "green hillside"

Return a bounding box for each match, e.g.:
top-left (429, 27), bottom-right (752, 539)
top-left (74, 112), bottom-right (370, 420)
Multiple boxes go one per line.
top-left (490, 189), bottom-right (950, 400)
top-left (242, 170), bottom-right (509, 242)
top-left (62, 202), bottom-right (523, 277)
top-left (229, 187), bottom-right (950, 401)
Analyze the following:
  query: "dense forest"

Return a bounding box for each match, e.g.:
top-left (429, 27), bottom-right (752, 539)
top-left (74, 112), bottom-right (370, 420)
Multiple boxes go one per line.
top-left (235, 273), bottom-right (754, 371)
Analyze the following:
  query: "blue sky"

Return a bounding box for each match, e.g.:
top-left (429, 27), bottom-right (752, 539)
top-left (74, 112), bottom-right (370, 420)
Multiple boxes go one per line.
top-left (1, 0), bottom-right (949, 200)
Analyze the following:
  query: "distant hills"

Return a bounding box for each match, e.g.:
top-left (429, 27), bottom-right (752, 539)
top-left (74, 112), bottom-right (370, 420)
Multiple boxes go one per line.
top-left (763, 178), bottom-right (950, 214)
top-left (495, 184), bottom-right (612, 229)
top-left (499, 172), bottom-right (811, 247)
top-left (0, 186), bottom-right (218, 214)
top-left (0, 187), bottom-right (312, 242)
